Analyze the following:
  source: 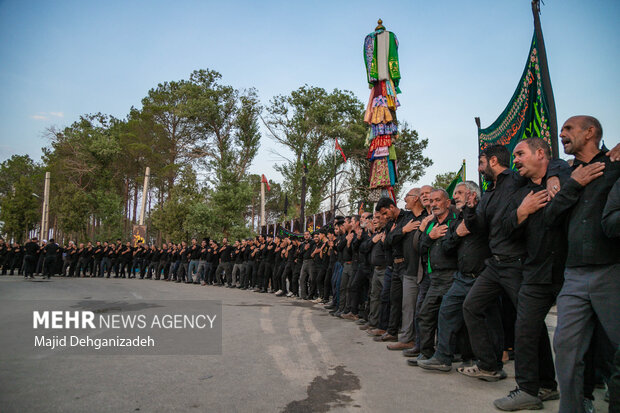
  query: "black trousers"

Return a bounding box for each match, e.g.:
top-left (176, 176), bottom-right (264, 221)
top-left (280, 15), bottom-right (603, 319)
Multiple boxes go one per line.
top-left (43, 256), bottom-right (56, 277)
top-left (463, 258), bottom-right (522, 372)
top-left (387, 262), bottom-right (406, 336)
top-left (323, 264), bottom-right (333, 300)
top-left (515, 283), bottom-right (561, 396)
top-left (280, 262), bottom-right (293, 293)
top-left (23, 255), bottom-right (36, 277)
top-left (348, 265), bottom-right (372, 316)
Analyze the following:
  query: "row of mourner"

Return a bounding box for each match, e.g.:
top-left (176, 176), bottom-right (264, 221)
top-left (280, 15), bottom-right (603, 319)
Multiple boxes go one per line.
top-left (1, 116), bottom-right (618, 412)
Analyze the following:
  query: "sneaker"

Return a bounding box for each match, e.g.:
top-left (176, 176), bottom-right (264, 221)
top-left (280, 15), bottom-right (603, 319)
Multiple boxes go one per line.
top-left (493, 388), bottom-right (543, 411)
top-left (275, 290), bottom-right (283, 295)
top-left (286, 292), bottom-right (294, 297)
top-left (418, 356), bottom-right (452, 372)
top-left (538, 388), bottom-right (559, 401)
top-left (583, 398), bottom-right (596, 413)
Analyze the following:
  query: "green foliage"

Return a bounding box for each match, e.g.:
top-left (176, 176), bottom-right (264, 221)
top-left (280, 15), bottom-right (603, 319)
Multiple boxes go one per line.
top-left (150, 166), bottom-right (201, 242)
top-left (264, 86), bottom-right (366, 215)
top-left (3, 70), bottom-right (433, 243)
top-left (0, 155), bottom-right (43, 241)
top-left (432, 171), bottom-right (458, 189)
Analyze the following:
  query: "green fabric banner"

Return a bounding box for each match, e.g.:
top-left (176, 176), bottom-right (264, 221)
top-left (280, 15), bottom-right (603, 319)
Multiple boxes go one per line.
top-left (478, 32), bottom-right (556, 191)
top-left (446, 163), bottom-right (465, 198)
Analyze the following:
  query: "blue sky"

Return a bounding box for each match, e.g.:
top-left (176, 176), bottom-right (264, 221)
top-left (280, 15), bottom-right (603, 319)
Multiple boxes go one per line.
top-left (1, 0), bottom-right (618, 187)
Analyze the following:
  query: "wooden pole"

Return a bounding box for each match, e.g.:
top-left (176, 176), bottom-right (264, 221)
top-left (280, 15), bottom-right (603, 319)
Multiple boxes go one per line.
top-left (41, 171), bottom-right (50, 241)
top-left (139, 167), bottom-right (150, 226)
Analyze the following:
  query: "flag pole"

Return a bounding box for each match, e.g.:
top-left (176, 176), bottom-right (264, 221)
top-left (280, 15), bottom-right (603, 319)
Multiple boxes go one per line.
top-left (462, 159), bottom-right (466, 181)
top-left (332, 138), bottom-right (337, 218)
top-left (260, 180), bottom-right (265, 230)
top-left (531, 0), bottom-right (558, 158)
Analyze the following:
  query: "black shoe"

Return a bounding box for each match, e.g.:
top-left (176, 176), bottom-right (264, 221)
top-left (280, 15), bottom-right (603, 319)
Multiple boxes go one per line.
top-left (403, 347), bottom-right (420, 357)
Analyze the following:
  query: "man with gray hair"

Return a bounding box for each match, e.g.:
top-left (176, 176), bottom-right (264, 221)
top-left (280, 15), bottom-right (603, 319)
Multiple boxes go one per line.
top-left (408, 188), bottom-right (458, 366)
top-left (418, 181), bottom-right (495, 372)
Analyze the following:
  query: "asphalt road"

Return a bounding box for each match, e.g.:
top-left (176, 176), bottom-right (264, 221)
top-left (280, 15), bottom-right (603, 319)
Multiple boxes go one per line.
top-left (0, 275), bottom-right (608, 413)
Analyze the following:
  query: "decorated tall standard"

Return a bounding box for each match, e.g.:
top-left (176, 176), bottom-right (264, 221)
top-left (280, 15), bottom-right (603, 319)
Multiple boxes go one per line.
top-left (363, 19), bottom-right (401, 202)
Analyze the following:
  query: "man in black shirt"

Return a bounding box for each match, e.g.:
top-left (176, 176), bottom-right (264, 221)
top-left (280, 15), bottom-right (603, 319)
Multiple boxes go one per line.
top-left (363, 212), bottom-right (387, 332)
top-left (544, 116), bottom-right (620, 412)
top-left (398, 188), bottom-right (428, 352)
top-left (459, 145), bottom-right (529, 382)
top-left (23, 237), bottom-right (39, 278)
top-left (418, 182), bottom-right (492, 372)
top-left (42, 239), bottom-right (60, 279)
top-left (298, 231), bottom-right (315, 299)
top-left (493, 138), bottom-right (571, 410)
top-left (196, 239), bottom-right (209, 286)
top-left (64, 242), bottom-right (77, 277)
top-left (373, 197), bottom-right (415, 343)
top-left (217, 238), bottom-right (234, 287)
top-left (408, 188), bottom-right (458, 366)
top-left (101, 241), bottom-right (113, 278)
top-left (187, 238), bottom-right (200, 284)
top-left (93, 241), bottom-right (104, 277)
top-left (342, 213), bottom-right (373, 319)
top-left (111, 239), bottom-right (122, 278)
top-left (75, 243), bottom-right (90, 278)
top-left (118, 242), bottom-right (132, 278)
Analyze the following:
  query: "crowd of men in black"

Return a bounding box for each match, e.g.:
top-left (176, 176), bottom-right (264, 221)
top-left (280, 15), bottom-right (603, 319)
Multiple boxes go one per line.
top-left (1, 116), bottom-right (618, 413)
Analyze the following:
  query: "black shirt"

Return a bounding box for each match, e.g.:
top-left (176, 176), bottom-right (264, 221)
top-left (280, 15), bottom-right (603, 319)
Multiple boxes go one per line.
top-left (189, 245), bottom-right (201, 260)
top-left (220, 245), bottom-right (234, 262)
top-left (301, 239), bottom-right (315, 261)
top-left (602, 177), bottom-right (620, 238)
top-left (420, 211), bottom-right (459, 273)
top-left (545, 151), bottom-right (620, 267)
top-left (502, 161), bottom-right (571, 284)
top-left (337, 234), bottom-right (353, 262)
top-left (93, 246), bottom-right (104, 259)
top-left (24, 241), bottom-right (39, 256)
top-left (44, 243), bottom-right (59, 258)
top-left (463, 169), bottom-right (527, 258)
top-left (370, 233), bottom-right (386, 267)
top-left (442, 213), bottom-right (491, 276)
top-left (385, 209), bottom-right (414, 263)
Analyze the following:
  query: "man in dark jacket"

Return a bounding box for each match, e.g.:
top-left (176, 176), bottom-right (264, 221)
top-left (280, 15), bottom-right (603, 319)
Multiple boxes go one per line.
top-left (544, 116), bottom-right (620, 412)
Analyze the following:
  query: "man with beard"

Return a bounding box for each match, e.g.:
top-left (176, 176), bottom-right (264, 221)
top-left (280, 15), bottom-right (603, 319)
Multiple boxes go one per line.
top-left (544, 116), bottom-right (620, 412)
top-left (460, 144), bottom-right (565, 382)
top-left (492, 138), bottom-right (570, 410)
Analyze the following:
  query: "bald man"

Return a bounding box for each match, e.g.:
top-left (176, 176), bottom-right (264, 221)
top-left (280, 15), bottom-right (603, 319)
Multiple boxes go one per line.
top-left (544, 115), bottom-right (620, 413)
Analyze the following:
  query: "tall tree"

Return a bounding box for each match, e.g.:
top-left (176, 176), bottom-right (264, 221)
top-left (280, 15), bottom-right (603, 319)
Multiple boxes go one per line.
top-left (263, 86), bottom-right (366, 216)
top-left (0, 155), bottom-right (42, 241)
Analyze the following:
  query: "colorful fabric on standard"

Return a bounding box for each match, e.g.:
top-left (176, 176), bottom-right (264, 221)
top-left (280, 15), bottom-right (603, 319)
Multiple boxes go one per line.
top-left (363, 30), bottom-right (401, 91)
top-left (363, 24), bottom-right (402, 201)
